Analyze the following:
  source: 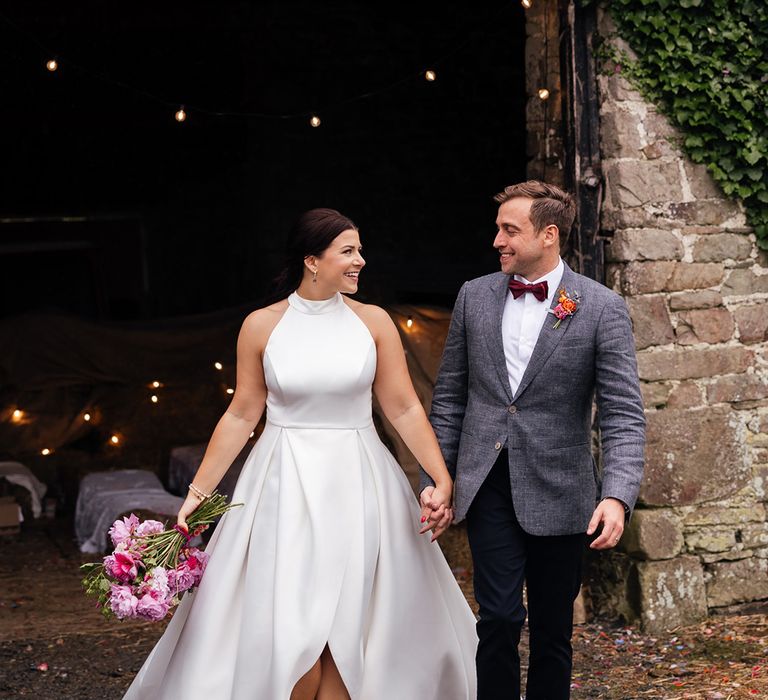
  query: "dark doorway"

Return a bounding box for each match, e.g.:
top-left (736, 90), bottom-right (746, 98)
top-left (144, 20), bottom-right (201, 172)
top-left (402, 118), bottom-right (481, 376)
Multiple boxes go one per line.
top-left (1, 2), bottom-right (528, 318)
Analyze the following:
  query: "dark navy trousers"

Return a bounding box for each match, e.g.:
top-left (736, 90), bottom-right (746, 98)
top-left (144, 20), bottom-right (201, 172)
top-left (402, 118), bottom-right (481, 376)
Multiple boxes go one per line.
top-left (466, 451), bottom-right (585, 700)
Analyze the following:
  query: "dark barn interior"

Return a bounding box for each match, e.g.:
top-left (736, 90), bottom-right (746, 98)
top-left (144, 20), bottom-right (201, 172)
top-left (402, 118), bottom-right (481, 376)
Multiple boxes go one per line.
top-left (2, 1), bottom-right (527, 320)
top-left (0, 0), bottom-right (528, 514)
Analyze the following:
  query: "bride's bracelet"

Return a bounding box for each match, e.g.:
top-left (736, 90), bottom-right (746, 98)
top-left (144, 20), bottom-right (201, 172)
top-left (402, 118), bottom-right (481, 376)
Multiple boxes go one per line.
top-left (188, 483), bottom-right (212, 501)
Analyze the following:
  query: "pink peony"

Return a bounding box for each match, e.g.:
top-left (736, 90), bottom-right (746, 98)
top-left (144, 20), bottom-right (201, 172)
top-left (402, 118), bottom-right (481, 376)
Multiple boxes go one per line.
top-left (185, 548), bottom-right (209, 586)
top-left (140, 567), bottom-right (171, 601)
top-left (135, 519), bottom-right (165, 537)
top-left (136, 593), bottom-right (170, 621)
top-left (104, 551), bottom-right (139, 582)
top-left (169, 563), bottom-right (196, 593)
top-left (109, 513), bottom-right (140, 547)
top-left (109, 584), bottom-right (139, 619)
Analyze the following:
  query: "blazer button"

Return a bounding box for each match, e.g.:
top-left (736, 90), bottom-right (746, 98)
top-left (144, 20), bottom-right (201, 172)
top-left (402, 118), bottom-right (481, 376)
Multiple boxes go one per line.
top-left (494, 441), bottom-right (502, 450)
top-left (508, 405), bottom-right (518, 414)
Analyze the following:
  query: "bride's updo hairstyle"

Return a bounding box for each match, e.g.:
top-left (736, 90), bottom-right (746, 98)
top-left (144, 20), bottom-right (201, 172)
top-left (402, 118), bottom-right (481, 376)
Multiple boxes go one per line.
top-left (261, 208), bottom-right (357, 307)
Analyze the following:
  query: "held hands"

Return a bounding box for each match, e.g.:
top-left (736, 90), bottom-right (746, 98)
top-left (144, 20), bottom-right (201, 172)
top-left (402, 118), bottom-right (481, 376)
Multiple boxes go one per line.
top-left (418, 484), bottom-right (454, 542)
top-left (587, 497), bottom-right (626, 550)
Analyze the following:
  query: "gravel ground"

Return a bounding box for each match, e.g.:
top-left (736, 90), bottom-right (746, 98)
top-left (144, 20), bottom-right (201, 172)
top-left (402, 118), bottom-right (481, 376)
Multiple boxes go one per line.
top-left (2, 517), bottom-right (767, 699)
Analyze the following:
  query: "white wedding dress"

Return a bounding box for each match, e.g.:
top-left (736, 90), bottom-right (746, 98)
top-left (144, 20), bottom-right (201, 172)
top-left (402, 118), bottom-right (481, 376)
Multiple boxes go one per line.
top-left (124, 292), bottom-right (477, 700)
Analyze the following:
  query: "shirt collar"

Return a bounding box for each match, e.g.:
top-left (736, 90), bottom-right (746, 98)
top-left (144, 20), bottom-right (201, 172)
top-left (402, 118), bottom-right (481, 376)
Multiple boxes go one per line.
top-left (514, 258), bottom-right (564, 302)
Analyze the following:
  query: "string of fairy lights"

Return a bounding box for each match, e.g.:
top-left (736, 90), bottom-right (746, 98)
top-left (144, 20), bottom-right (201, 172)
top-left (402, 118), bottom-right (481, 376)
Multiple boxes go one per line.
top-left (9, 314), bottom-right (422, 456)
top-left (6, 0), bottom-right (556, 455)
top-left (11, 0), bottom-right (551, 128)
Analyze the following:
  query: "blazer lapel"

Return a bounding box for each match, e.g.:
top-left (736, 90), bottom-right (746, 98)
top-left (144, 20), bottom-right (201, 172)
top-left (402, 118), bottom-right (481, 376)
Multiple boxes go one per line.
top-left (483, 274), bottom-right (514, 403)
top-left (513, 262), bottom-right (578, 402)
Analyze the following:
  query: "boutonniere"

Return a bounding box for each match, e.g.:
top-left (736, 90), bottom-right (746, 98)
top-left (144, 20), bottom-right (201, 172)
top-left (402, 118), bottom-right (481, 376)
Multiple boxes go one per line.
top-left (548, 288), bottom-right (581, 329)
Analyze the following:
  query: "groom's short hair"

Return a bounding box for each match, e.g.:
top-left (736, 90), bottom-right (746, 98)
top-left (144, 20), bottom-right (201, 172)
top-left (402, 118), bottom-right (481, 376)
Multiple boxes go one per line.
top-left (494, 181), bottom-right (576, 247)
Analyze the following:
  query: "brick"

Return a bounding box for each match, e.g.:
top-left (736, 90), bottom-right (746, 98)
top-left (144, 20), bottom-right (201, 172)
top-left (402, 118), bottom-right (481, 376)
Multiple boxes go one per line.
top-left (607, 229), bottom-right (683, 262)
top-left (666, 263), bottom-right (724, 291)
top-left (601, 108), bottom-right (645, 157)
top-left (707, 374), bottom-right (768, 404)
top-left (706, 558), bottom-right (768, 608)
top-left (628, 296), bottom-right (675, 349)
top-left (685, 528), bottom-right (737, 553)
top-left (669, 290), bottom-right (722, 310)
top-left (682, 162), bottom-right (723, 199)
top-left (666, 381), bottom-right (704, 408)
top-left (636, 557), bottom-right (707, 632)
top-left (735, 305), bottom-right (768, 344)
top-left (641, 382), bottom-right (672, 408)
top-left (640, 407), bottom-right (749, 506)
top-left (605, 160), bottom-right (685, 208)
top-left (675, 307), bottom-right (734, 345)
top-left (637, 347), bottom-right (753, 381)
top-left (620, 261), bottom-right (676, 295)
top-left (683, 505), bottom-right (765, 527)
top-left (622, 509), bottom-right (683, 560)
top-left (693, 234), bottom-right (753, 263)
top-left (668, 200), bottom-right (742, 226)
top-left (721, 269), bottom-right (768, 296)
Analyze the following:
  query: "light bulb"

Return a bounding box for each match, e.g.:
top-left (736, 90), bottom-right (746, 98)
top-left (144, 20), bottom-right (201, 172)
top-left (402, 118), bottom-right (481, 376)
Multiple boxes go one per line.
top-left (310, 115), bottom-right (321, 128)
top-left (406, 317), bottom-right (414, 329)
top-left (84, 413), bottom-right (91, 422)
top-left (214, 362), bottom-right (223, 370)
top-left (521, 0), bottom-right (533, 8)
top-left (110, 435), bottom-right (120, 445)
top-left (538, 88), bottom-right (550, 100)
top-left (425, 70), bottom-right (436, 82)
top-left (12, 409), bottom-right (23, 422)
top-left (42, 448), bottom-right (51, 456)
top-left (151, 395), bottom-right (158, 403)
top-left (175, 107), bottom-right (186, 123)
top-left (226, 388), bottom-right (235, 395)
top-left (46, 59), bottom-right (58, 72)
top-left (151, 381), bottom-right (161, 388)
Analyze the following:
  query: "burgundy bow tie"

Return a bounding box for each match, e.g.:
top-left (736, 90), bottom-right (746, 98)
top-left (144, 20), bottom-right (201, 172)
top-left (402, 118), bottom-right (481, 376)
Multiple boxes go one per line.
top-left (508, 279), bottom-right (548, 302)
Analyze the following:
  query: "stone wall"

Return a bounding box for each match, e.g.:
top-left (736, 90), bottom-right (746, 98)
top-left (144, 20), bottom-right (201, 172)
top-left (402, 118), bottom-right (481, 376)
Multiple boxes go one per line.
top-left (596, 10), bottom-right (768, 633)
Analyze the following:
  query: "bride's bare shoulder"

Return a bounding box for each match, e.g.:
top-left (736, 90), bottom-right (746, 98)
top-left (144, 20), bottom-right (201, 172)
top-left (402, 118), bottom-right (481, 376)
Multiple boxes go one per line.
top-left (240, 300), bottom-right (290, 342)
top-left (344, 298), bottom-right (396, 335)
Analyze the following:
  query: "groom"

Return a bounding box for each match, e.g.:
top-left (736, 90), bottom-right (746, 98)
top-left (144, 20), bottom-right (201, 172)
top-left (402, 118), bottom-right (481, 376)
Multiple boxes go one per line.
top-left (420, 180), bottom-right (645, 700)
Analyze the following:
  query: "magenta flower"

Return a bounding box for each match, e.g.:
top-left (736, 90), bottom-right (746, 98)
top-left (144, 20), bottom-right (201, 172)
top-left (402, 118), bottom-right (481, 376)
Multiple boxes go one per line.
top-left (109, 584), bottom-right (139, 619)
top-left (104, 551), bottom-right (139, 582)
top-left (136, 593), bottom-right (170, 621)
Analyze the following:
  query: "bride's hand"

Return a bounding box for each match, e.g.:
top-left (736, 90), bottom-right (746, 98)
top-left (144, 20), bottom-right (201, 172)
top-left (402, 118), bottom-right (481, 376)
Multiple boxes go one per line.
top-left (419, 483), bottom-right (454, 542)
top-left (176, 493), bottom-right (203, 533)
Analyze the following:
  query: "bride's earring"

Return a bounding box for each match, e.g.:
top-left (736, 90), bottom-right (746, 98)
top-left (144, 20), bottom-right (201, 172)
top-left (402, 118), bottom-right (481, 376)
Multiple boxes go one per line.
top-left (312, 268), bottom-right (318, 283)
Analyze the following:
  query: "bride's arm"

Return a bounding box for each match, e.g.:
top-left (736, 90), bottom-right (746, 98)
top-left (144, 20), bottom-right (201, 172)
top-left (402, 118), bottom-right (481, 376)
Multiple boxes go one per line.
top-left (362, 306), bottom-right (453, 538)
top-left (177, 309), bottom-right (272, 530)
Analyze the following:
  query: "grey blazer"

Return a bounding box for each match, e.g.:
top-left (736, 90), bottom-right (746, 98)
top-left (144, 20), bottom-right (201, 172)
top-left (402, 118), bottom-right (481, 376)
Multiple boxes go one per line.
top-left (421, 262), bottom-right (646, 536)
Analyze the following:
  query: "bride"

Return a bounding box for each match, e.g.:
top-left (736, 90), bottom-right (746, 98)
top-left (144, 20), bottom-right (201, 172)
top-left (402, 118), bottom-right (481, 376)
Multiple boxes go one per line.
top-left (123, 208), bottom-right (477, 700)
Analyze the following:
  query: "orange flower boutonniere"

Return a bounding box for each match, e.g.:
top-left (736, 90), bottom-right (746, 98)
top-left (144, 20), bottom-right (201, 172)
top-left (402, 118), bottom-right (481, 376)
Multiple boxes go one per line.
top-left (548, 288), bottom-right (581, 329)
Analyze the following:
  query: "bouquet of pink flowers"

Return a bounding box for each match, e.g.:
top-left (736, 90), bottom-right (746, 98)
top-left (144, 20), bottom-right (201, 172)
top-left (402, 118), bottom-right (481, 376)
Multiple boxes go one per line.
top-left (81, 491), bottom-right (241, 621)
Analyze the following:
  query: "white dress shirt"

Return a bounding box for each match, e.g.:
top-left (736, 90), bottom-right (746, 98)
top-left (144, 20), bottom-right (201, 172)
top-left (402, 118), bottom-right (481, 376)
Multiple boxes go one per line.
top-left (502, 257), bottom-right (564, 397)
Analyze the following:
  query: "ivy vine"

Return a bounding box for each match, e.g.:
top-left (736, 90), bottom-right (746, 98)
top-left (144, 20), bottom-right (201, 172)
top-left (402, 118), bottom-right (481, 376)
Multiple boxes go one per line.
top-left (596, 0), bottom-right (768, 248)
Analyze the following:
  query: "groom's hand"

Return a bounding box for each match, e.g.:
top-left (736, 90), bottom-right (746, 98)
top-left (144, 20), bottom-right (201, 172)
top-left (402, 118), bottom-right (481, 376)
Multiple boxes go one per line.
top-left (587, 498), bottom-right (626, 550)
top-left (419, 486), bottom-right (453, 542)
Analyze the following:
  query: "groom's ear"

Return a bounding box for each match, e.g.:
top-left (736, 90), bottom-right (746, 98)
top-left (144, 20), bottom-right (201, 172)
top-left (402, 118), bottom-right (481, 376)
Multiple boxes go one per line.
top-left (541, 223), bottom-right (559, 248)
